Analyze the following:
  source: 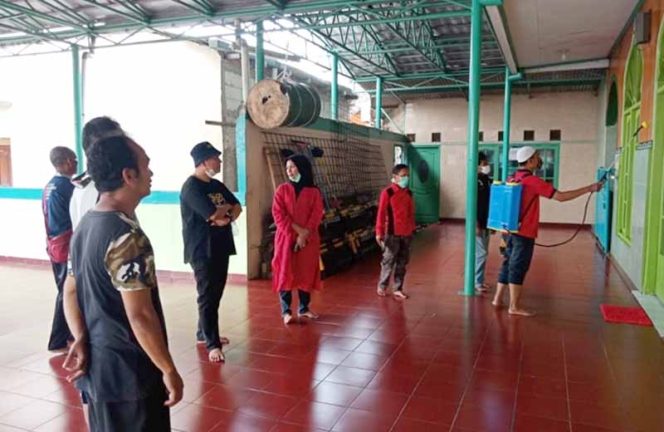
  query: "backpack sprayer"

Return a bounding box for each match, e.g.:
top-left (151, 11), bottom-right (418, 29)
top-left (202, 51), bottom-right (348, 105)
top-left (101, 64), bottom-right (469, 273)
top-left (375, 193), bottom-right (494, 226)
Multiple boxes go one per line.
top-left (486, 131), bottom-right (632, 248)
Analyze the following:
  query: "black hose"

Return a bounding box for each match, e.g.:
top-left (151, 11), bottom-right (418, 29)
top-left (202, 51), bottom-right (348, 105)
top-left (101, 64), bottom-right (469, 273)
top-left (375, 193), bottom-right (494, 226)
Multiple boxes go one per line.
top-left (535, 191), bottom-right (594, 248)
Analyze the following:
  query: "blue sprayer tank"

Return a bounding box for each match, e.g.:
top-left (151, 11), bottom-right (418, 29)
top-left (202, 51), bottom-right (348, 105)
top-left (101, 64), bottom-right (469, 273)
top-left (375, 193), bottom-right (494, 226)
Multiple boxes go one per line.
top-left (487, 182), bottom-right (522, 232)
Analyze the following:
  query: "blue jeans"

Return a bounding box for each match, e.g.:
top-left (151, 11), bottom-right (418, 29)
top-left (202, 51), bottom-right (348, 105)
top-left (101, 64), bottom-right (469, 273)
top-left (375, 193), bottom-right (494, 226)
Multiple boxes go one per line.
top-left (474, 229), bottom-right (490, 287)
top-left (279, 290), bottom-right (311, 315)
top-left (497, 234), bottom-right (535, 285)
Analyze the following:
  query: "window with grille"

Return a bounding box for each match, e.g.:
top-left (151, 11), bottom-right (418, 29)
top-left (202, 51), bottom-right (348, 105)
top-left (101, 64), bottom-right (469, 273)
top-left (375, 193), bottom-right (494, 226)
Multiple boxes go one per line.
top-left (479, 142), bottom-right (560, 188)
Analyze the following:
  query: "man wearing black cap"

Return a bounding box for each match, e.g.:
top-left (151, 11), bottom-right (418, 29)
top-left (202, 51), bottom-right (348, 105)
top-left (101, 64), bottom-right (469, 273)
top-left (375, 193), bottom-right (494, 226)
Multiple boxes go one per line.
top-left (180, 142), bottom-right (242, 363)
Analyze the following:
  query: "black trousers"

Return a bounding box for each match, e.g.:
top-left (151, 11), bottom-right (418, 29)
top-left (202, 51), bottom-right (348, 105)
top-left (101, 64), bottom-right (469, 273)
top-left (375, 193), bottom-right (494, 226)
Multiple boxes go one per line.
top-left (497, 234), bottom-right (536, 285)
top-left (48, 261), bottom-right (72, 351)
top-left (191, 253), bottom-right (230, 351)
top-left (87, 388), bottom-right (170, 432)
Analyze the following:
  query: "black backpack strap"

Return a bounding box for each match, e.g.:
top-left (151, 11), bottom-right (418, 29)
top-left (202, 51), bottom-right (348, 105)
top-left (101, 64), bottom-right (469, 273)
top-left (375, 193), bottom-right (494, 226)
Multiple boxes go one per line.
top-left (386, 188), bottom-right (395, 235)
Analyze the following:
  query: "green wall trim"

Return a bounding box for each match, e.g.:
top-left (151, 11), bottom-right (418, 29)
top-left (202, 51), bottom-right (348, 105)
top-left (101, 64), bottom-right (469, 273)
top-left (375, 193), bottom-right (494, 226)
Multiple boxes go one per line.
top-left (0, 188), bottom-right (42, 200)
top-left (0, 187), bottom-right (183, 204)
top-left (235, 112), bottom-right (248, 205)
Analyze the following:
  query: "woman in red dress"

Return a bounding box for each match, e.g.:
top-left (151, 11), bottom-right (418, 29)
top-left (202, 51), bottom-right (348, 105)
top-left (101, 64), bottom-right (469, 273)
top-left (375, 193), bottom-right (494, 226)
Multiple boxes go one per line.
top-left (271, 155), bottom-right (324, 324)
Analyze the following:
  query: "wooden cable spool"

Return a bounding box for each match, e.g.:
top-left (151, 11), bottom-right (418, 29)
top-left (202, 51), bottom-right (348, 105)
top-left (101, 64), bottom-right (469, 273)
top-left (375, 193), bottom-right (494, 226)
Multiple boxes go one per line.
top-left (247, 79), bottom-right (322, 129)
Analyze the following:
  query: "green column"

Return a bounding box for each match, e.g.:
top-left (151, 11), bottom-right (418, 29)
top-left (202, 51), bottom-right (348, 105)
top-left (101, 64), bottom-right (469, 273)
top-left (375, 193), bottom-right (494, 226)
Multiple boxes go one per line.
top-left (331, 52), bottom-right (339, 121)
top-left (72, 45), bottom-right (83, 172)
top-left (255, 21), bottom-right (264, 82)
top-left (375, 76), bottom-right (383, 129)
top-left (463, 0), bottom-right (482, 296)
top-left (501, 66), bottom-right (512, 182)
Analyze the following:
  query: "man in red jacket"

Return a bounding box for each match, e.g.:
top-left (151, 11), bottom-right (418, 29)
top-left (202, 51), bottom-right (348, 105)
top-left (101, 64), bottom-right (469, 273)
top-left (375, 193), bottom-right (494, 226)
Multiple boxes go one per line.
top-left (375, 164), bottom-right (417, 299)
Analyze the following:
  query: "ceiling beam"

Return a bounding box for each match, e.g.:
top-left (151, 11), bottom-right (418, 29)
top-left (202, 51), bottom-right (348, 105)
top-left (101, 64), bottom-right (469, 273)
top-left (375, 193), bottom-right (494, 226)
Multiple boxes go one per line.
top-left (355, 67), bottom-right (505, 82)
top-left (367, 77), bottom-right (601, 94)
top-left (350, 4), bottom-right (448, 72)
top-left (523, 58), bottom-right (610, 74)
top-left (0, 0), bottom-right (88, 30)
top-left (483, 2), bottom-right (517, 74)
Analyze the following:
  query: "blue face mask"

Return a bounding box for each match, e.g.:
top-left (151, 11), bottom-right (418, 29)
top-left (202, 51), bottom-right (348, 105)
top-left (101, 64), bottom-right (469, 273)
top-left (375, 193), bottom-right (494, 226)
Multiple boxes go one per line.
top-left (289, 173), bottom-right (302, 183)
top-left (397, 176), bottom-right (409, 188)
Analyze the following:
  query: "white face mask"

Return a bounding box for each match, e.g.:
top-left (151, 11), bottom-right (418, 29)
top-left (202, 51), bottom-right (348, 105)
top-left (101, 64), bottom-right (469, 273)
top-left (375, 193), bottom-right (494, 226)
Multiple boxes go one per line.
top-left (205, 168), bottom-right (217, 178)
top-left (480, 165), bottom-right (491, 175)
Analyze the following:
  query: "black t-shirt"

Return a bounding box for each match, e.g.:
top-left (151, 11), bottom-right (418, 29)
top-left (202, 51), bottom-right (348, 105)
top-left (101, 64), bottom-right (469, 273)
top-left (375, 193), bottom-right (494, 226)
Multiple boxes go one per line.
top-left (69, 211), bottom-right (166, 402)
top-left (180, 176), bottom-right (239, 264)
top-left (477, 173), bottom-right (492, 229)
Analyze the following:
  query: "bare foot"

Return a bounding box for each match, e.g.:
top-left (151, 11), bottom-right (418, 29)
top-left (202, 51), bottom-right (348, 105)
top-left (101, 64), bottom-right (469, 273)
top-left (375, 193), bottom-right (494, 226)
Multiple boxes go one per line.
top-left (508, 308), bottom-right (535, 317)
top-left (491, 298), bottom-right (502, 307)
top-left (208, 348), bottom-right (225, 363)
top-left (376, 288), bottom-right (387, 297)
top-left (393, 291), bottom-right (409, 300)
top-left (299, 310), bottom-right (319, 320)
top-left (48, 347), bottom-right (69, 356)
top-left (283, 313), bottom-right (294, 325)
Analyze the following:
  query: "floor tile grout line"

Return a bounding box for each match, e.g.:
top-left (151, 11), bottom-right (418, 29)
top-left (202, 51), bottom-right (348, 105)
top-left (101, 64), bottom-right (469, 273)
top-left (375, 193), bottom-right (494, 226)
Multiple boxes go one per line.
top-left (562, 333), bottom-right (573, 432)
top-left (384, 324), bottom-right (453, 432)
top-left (446, 315), bottom-right (491, 432)
top-left (327, 311), bottom-right (429, 432)
top-left (508, 337), bottom-right (525, 432)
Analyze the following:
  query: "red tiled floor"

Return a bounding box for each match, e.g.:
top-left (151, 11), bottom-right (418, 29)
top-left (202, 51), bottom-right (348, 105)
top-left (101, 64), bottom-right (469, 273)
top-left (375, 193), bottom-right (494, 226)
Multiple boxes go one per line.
top-left (513, 414), bottom-right (570, 432)
top-left (32, 407), bottom-right (86, 432)
top-left (331, 408), bottom-right (395, 432)
top-left (309, 381), bottom-right (363, 407)
top-left (1, 225), bottom-right (663, 431)
top-left (401, 395), bottom-right (458, 425)
top-left (284, 400), bottom-right (346, 430)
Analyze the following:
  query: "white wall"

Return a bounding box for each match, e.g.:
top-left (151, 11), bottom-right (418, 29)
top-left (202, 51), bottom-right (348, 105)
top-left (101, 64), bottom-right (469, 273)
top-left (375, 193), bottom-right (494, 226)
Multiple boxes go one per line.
top-left (85, 42), bottom-right (222, 191)
top-left (0, 53), bottom-right (74, 187)
top-left (400, 92), bottom-right (600, 223)
top-left (0, 41), bottom-right (249, 275)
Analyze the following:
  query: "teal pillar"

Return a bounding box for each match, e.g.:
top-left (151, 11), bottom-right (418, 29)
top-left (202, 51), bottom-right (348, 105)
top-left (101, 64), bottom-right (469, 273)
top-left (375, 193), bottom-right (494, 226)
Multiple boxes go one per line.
top-left (500, 69), bottom-right (522, 182)
top-left (375, 76), bottom-right (383, 129)
top-left (255, 21), bottom-right (264, 82)
top-left (501, 66), bottom-right (512, 182)
top-left (463, 0), bottom-right (482, 296)
top-left (72, 46), bottom-right (83, 172)
top-left (331, 52), bottom-right (339, 121)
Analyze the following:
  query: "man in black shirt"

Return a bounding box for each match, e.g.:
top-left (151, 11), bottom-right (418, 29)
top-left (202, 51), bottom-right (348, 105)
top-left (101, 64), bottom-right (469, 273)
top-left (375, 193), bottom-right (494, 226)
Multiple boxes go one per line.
top-left (475, 151), bottom-right (492, 294)
top-left (180, 141), bottom-right (242, 363)
top-left (64, 135), bottom-right (183, 431)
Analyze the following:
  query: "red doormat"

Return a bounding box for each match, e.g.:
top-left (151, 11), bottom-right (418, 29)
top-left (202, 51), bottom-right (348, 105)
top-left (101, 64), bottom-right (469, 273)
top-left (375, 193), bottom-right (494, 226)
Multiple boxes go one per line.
top-left (600, 304), bottom-right (653, 326)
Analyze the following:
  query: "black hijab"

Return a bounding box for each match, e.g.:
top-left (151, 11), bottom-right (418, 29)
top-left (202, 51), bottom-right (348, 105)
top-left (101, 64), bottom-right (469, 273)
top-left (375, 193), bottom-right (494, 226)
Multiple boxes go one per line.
top-left (287, 154), bottom-right (315, 197)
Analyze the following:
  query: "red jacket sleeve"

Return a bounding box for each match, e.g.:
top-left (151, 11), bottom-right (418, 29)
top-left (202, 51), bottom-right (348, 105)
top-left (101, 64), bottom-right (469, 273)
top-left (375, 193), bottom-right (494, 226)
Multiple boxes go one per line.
top-left (530, 177), bottom-right (556, 199)
top-left (375, 189), bottom-right (389, 237)
top-left (305, 188), bottom-right (324, 232)
top-left (272, 184), bottom-right (293, 230)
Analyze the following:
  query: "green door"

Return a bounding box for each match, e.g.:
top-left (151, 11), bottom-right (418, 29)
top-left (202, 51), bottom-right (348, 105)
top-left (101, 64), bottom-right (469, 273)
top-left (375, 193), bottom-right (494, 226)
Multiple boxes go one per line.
top-left (407, 145), bottom-right (440, 224)
top-left (645, 26), bottom-right (664, 301)
top-left (657, 192), bottom-right (664, 301)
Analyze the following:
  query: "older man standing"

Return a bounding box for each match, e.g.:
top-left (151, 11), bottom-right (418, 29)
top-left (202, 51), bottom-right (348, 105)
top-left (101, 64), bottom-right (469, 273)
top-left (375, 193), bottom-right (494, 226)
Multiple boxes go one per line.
top-left (42, 146), bottom-right (77, 353)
